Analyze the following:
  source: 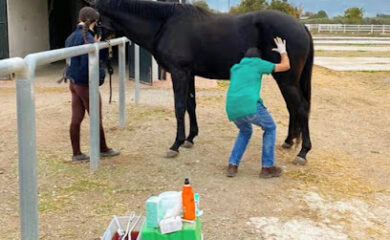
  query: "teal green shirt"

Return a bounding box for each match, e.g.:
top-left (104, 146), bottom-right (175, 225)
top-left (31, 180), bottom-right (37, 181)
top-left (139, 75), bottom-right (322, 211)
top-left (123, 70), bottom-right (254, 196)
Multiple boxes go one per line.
top-left (226, 57), bottom-right (275, 121)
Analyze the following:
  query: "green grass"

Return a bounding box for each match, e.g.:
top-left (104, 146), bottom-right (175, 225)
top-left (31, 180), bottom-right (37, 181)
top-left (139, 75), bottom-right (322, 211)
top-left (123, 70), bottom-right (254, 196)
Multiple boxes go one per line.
top-left (217, 80), bottom-right (229, 89)
top-left (36, 153), bottom-right (123, 213)
top-left (132, 106), bottom-right (172, 122)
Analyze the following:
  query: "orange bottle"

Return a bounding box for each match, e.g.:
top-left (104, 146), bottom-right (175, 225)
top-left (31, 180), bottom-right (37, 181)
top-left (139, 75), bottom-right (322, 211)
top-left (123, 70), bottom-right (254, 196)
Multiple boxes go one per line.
top-left (182, 178), bottom-right (196, 220)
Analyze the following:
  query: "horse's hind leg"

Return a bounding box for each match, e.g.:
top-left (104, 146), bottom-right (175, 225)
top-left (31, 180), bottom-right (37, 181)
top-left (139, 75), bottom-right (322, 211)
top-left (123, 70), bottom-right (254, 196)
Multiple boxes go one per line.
top-left (279, 85), bottom-right (300, 149)
top-left (275, 75), bottom-right (311, 164)
top-left (278, 83), bottom-right (311, 164)
top-left (183, 76), bottom-right (198, 148)
top-left (295, 99), bottom-right (311, 165)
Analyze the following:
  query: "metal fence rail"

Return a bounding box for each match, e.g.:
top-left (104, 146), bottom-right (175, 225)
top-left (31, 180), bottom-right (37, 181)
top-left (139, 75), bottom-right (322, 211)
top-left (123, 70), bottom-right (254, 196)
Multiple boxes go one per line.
top-left (306, 24), bottom-right (390, 35)
top-left (0, 37), bottom-right (140, 240)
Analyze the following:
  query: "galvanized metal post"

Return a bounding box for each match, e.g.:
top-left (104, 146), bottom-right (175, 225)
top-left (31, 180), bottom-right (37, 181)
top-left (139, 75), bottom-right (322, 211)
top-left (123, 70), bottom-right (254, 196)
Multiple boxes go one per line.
top-left (152, 57), bottom-right (158, 82)
top-left (16, 61), bottom-right (39, 240)
top-left (0, 38), bottom-right (131, 240)
top-left (119, 41), bottom-right (126, 128)
top-left (134, 44), bottom-right (140, 104)
top-left (89, 44), bottom-right (100, 171)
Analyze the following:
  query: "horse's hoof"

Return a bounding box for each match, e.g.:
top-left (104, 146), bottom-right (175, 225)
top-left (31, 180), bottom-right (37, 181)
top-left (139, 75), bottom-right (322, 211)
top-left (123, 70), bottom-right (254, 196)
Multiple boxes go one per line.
top-left (182, 140), bottom-right (194, 148)
top-left (165, 150), bottom-right (179, 158)
top-left (292, 156), bottom-right (307, 166)
top-left (282, 142), bottom-right (293, 149)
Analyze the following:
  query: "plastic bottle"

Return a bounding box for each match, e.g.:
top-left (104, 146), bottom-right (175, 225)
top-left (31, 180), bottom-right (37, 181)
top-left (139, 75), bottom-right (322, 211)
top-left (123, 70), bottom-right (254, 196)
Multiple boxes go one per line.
top-left (182, 178), bottom-right (196, 220)
top-left (194, 193), bottom-right (200, 216)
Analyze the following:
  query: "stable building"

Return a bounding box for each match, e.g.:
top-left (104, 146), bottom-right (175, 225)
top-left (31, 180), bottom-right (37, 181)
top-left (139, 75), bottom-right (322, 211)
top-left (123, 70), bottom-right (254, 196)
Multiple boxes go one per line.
top-left (1, 0), bottom-right (89, 59)
top-left (1, 0), bottom-right (181, 82)
top-left (0, 0), bottom-right (182, 59)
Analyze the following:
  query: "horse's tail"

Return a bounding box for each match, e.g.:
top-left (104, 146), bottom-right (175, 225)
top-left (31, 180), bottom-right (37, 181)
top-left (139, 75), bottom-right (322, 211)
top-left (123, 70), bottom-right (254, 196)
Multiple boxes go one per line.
top-left (291, 27), bottom-right (313, 144)
top-left (300, 27), bottom-right (313, 112)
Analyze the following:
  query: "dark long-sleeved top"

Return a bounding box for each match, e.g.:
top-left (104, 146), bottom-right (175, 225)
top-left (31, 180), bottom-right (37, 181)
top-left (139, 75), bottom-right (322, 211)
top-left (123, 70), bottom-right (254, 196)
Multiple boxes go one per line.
top-left (65, 24), bottom-right (107, 86)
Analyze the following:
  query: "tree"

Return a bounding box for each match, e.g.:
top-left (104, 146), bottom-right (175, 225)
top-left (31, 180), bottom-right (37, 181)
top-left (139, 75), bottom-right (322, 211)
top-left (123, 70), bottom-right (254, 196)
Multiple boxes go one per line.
top-left (268, 0), bottom-right (300, 18)
top-left (376, 14), bottom-right (390, 18)
top-left (229, 0), bottom-right (267, 14)
top-left (192, 0), bottom-right (212, 12)
top-left (344, 7), bottom-right (364, 24)
top-left (302, 11), bottom-right (314, 18)
top-left (312, 10), bottom-right (328, 19)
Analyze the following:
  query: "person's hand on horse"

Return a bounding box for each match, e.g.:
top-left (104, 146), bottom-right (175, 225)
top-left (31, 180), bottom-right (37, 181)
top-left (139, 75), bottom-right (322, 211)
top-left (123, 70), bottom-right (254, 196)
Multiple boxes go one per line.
top-left (94, 35), bottom-right (102, 43)
top-left (272, 37), bottom-right (287, 54)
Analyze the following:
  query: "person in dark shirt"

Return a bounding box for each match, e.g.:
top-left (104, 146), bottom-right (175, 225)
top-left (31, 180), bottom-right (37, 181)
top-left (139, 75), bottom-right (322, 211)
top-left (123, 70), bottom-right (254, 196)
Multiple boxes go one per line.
top-left (65, 7), bottom-right (120, 161)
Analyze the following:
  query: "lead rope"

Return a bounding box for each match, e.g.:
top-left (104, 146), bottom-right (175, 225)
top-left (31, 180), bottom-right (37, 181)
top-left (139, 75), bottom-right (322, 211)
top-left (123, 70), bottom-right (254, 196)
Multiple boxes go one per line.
top-left (107, 40), bottom-right (113, 104)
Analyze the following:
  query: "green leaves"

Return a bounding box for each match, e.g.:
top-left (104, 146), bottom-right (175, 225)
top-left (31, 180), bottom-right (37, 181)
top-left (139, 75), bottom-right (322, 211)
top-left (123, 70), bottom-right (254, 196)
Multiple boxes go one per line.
top-left (344, 7), bottom-right (364, 24)
top-left (229, 0), bottom-right (300, 19)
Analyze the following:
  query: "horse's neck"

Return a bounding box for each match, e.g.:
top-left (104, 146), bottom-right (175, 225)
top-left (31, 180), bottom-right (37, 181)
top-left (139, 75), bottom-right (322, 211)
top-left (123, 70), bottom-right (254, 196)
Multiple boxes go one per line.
top-left (99, 0), bottom-right (177, 52)
top-left (119, 16), bottom-right (162, 52)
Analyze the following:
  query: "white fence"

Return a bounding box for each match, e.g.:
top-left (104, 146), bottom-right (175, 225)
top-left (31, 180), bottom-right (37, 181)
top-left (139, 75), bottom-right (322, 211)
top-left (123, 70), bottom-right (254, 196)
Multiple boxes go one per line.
top-left (0, 37), bottom-right (140, 240)
top-left (306, 24), bottom-right (390, 35)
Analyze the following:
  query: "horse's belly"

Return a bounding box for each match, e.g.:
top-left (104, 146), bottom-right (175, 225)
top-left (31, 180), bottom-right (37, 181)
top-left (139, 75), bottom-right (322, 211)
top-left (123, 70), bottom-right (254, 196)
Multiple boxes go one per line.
top-left (193, 61), bottom-right (232, 80)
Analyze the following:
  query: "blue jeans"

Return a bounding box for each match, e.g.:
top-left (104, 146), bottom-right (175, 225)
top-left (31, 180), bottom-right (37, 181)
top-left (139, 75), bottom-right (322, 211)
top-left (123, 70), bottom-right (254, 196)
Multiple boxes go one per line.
top-left (229, 103), bottom-right (276, 168)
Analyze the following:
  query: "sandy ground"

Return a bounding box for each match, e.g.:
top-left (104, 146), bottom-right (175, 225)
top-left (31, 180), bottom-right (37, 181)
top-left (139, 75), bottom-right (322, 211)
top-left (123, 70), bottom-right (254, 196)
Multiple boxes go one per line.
top-left (313, 36), bottom-right (390, 71)
top-left (314, 40), bottom-right (390, 45)
top-left (314, 45), bottom-right (390, 52)
top-left (0, 63), bottom-right (390, 239)
top-left (313, 37), bottom-right (390, 40)
top-left (314, 57), bottom-right (390, 71)
top-left (315, 51), bottom-right (390, 58)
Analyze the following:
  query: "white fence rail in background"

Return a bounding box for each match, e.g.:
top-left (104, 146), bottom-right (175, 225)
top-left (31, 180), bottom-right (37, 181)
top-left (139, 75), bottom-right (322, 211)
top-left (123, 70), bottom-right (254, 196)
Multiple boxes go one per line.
top-left (306, 24), bottom-right (390, 35)
top-left (0, 37), bottom-right (140, 240)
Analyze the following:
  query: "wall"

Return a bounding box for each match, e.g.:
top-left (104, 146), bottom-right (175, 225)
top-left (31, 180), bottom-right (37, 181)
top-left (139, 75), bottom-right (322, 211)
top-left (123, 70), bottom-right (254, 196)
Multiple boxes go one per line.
top-left (7, 0), bottom-right (49, 57)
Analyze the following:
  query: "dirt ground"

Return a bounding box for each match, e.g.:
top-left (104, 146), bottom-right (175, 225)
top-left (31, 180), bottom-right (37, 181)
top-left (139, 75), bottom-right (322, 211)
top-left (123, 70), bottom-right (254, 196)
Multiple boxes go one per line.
top-left (0, 62), bottom-right (390, 239)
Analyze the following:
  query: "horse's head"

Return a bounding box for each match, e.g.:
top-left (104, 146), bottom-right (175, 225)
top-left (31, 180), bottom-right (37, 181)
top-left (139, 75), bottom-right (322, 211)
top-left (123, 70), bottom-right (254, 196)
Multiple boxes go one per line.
top-left (84, 0), bottom-right (173, 51)
top-left (84, 0), bottom-right (121, 40)
top-left (95, 14), bottom-right (118, 40)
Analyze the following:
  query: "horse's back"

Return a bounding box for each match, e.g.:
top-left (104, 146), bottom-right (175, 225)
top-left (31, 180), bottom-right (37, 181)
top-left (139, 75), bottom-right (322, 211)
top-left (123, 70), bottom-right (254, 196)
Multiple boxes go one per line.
top-left (156, 9), bottom-right (311, 79)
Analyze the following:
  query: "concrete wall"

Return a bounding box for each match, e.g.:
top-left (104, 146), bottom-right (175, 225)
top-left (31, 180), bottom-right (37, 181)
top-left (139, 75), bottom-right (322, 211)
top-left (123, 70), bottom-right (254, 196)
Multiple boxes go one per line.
top-left (7, 0), bottom-right (49, 57)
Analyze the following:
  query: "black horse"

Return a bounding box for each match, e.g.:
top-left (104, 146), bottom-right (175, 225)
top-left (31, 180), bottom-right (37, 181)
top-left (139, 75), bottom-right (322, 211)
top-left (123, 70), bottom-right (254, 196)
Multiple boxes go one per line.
top-left (94, 0), bottom-right (313, 164)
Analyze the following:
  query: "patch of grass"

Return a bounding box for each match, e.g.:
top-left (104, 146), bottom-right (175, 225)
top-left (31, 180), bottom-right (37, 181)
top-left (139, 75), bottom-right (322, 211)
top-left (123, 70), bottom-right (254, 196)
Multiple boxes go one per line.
top-left (217, 81), bottom-right (229, 89)
top-left (284, 150), bottom-right (388, 200)
top-left (39, 193), bottom-right (72, 212)
top-left (36, 153), bottom-right (126, 213)
top-left (94, 199), bottom-right (116, 215)
top-left (64, 179), bottom-right (111, 192)
top-left (38, 179), bottom-right (114, 213)
top-left (132, 106), bottom-right (172, 122)
top-left (359, 70), bottom-right (387, 73)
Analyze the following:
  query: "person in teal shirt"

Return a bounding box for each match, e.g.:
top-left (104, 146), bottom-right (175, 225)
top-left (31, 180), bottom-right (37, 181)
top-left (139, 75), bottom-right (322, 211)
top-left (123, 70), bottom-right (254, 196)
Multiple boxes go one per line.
top-left (226, 37), bottom-right (290, 178)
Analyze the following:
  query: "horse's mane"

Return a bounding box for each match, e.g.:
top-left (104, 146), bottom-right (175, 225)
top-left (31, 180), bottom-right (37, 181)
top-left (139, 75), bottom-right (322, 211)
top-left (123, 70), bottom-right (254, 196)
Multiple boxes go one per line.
top-left (97, 0), bottom-right (211, 20)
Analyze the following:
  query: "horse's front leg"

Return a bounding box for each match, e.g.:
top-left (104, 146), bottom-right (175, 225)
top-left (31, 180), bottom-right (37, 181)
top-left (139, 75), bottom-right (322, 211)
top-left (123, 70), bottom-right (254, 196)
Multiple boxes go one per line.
top-left (166, 69), bottom-right (190, 158)
top-left (182, 75), bottom-right (198, 148)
